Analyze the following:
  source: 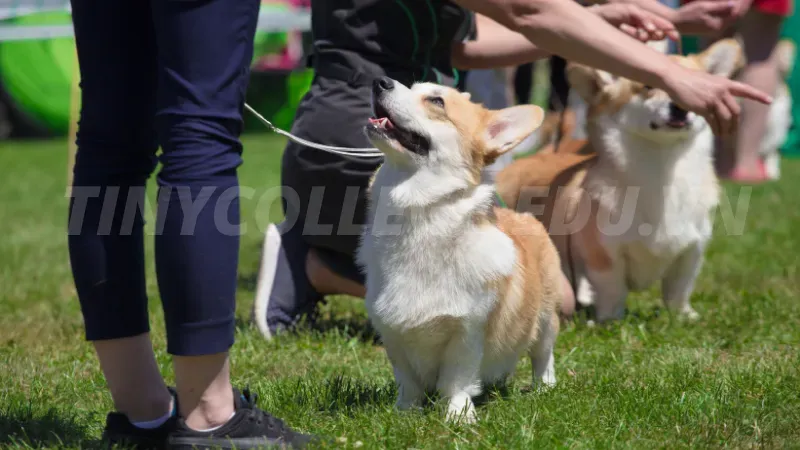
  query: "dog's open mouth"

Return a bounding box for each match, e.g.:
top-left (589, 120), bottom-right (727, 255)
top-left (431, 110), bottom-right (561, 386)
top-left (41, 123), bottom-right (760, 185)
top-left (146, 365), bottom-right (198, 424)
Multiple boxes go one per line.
top-left (366, 104), bottom-right (431, 155)
top-left (650, 119), bottom-right (689, 131)
top-left (665, 119), bottom-right (688, 129)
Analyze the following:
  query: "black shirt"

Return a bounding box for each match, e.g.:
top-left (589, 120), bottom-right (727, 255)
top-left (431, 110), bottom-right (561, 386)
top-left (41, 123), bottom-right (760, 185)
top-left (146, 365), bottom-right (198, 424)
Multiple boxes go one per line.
top-left (308, 0), bottom-right (475, 87)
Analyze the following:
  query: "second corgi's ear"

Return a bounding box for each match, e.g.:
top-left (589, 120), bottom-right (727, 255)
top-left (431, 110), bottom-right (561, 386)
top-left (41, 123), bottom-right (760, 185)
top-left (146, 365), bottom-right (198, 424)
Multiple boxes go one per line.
top-left (775, 39), bottom-right (796, 79)
top-left (566, 63), bottom-right (615, 102)
top-left (483, 104), bottom-right (544, 162)
top-left (698, 38), bottom-right (743, 78)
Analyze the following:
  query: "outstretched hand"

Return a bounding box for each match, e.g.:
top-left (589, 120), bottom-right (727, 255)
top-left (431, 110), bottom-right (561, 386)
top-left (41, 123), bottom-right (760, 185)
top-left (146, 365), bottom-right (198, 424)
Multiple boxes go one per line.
top-left (590, 3), bottom-right (681, 42)
top-left (673, 0), bottom-right (738, 35)
top-left (662, 66), bottom-right (772, 136)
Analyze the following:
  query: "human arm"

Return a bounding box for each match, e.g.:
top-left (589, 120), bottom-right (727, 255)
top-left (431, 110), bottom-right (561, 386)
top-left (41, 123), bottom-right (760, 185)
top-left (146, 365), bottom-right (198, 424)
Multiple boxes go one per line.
top-left (451, 14), bottom-right (550, 69)
top-left (452, 0), bottom-right (771, 136)
top-left (452, 5), bottom-right (676, 70)
top-left (605, 0), bottom-right (738, 35)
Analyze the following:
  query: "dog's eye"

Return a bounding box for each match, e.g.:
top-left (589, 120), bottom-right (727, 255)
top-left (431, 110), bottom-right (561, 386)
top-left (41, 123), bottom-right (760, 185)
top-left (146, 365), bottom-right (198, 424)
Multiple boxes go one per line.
top-left (427, 96), bottom-right (445, 108)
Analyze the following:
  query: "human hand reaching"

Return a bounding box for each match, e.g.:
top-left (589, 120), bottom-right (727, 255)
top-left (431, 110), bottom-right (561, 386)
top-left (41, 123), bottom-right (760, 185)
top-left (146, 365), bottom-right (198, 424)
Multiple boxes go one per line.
top-left (590, 3), bottom-right (680, 42)
top-left (673, 0), bottom-right (738, 35)
top-left (661, 66), bottom-right (772, 136)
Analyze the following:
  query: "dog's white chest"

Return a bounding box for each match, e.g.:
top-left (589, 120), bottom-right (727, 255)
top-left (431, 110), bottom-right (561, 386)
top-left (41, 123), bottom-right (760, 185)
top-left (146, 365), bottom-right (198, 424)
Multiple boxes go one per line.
top-left (362, 218), bottom-right (514, 330)
top-left (591, 150), bottom-right (717, 291)
top-left (358, 173), bottom-right (516, 331)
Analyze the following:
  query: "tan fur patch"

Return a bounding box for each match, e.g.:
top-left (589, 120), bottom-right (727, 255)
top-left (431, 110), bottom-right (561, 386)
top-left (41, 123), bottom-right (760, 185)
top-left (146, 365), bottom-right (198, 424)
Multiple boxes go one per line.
top-left (485, 208), bottom-right (561, 356)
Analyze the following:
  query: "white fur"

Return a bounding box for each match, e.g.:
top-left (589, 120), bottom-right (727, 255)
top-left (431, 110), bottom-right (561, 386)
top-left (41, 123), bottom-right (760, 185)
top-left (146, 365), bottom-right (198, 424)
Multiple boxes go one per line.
top-left (357, 81), bottom-right (551, 423)
top-left (761, 83), bottom-right (791, 180)
top-left (566, 70), bottom-right (719, 322)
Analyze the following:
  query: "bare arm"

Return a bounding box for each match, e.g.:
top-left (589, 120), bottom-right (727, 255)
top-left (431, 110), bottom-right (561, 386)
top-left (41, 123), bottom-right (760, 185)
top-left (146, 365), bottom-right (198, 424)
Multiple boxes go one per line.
top-left (604, 0), bottom-right (737, 35)
top-left (452, 0), bottom-right (770, 137)
top-left (451, 14), bottom-right (550, 70)
top-left (452, 0), bottom-right (675, 89)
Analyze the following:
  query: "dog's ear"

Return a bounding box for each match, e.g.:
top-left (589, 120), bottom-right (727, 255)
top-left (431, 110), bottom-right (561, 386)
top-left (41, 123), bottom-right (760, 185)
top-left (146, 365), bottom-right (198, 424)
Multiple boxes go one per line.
top-left (566, 63), bottom-right (615, 102)
top-left (698, 38), bottom-right (743, 78)
top-left (461, 91), bottom-right (472, 101)
top-left (483, 104), bottom-right (545, 162)
top-left (775, 39), bottom-right (796, 79)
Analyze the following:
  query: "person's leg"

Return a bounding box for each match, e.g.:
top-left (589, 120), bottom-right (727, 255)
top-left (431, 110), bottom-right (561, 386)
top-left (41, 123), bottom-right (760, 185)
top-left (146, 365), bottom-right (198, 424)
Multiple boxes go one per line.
top-left (254, 76), bottom-right (378, 339)
top-left (306, 249), bottom-right (366, 297)
top-left (150, 1), bottom-right (316, 444)
top-left (721, 10), bottom-right (785, 181)
top-left (548, 55), bottom-right (570, 113)
top-left (67, 0), bottom-right (174, 427)
top-left (148, 0), bottom-right (253, 430)
top-left (514, 63), bottom-right (534, 106)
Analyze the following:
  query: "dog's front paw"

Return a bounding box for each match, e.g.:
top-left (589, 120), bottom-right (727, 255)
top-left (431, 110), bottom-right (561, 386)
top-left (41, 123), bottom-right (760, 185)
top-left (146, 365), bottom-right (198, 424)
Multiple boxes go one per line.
top-left (395, 397), bottom-right (421, 411)
top-left (678, 306), bottom-right (700, 321)
top-left (395, 384), bottom-right (423, 411)
top-left (445, 395), bottom-right (477, 424)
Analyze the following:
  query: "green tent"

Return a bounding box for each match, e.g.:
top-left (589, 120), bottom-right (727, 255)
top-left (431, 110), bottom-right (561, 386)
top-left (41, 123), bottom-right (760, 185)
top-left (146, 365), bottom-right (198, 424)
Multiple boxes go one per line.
top-left (780, 11), bottom-right (800, 157)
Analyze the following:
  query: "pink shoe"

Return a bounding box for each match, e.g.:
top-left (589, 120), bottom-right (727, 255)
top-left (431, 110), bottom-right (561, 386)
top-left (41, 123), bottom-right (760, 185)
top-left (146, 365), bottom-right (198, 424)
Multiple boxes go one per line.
top-left (721, 159), bottom-right (769, 184)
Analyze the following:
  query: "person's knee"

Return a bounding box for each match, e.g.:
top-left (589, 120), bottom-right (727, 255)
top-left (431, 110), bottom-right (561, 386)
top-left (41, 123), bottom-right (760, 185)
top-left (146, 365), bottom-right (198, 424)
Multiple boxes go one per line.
top-left (155, 115), bottom-right (243, 188)
top-left (73, 107), bottom-right (158, 187)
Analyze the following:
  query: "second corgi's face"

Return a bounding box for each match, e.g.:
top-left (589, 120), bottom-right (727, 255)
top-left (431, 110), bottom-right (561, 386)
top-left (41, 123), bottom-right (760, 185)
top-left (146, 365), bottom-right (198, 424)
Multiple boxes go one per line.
top-left (365, 78), bottom-right (544, 184)
top-left (567, 39), bottom-right (742, 143)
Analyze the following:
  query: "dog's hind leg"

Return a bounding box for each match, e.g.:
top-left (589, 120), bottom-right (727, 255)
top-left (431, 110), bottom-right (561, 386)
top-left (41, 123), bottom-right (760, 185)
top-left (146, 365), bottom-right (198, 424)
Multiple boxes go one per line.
top-left (529, 312), bottom-right (558, 389)
top-left (437, 327), bottom-right (483, 424)
top-left (587, 257), bottom-right (628, 323)
top-left (763, 150), bottom-right (781, 180)
top-left (661, 243), bottom-right (704, 321)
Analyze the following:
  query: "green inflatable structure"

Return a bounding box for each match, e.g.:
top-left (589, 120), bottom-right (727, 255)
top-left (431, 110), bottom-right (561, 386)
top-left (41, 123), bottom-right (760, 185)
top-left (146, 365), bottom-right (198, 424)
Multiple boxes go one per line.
top-left (0, 7), bottom-right (313, 137)
top-left (779, 11), bottom-right (800, 157)
top-left (0, 11), bottom-right (75, 134)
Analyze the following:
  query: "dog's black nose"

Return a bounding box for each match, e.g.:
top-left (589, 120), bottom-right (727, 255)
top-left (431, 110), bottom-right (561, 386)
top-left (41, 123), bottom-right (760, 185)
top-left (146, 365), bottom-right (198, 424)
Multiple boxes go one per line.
top-left (669, 103), bottom-right (688, 121)
top-left (373, 77), bottom-right (394, 94)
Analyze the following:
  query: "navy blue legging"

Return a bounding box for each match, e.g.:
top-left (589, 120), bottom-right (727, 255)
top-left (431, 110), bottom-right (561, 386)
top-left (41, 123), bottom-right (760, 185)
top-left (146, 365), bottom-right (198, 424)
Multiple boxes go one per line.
top-left (67, 0), bottom-right (259, 356)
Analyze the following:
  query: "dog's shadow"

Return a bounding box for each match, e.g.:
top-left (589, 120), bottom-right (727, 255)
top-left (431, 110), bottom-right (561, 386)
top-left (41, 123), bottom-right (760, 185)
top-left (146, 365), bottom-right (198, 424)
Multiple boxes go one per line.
top-left (571, 302), bottom-right (666, 327)
top-left (295, 375), bottom-right (525, 418)
top-left (0, 407), bottom-right (102, 449)
top-left (293, 375), bottom-right (396, 414)
top-left (310, 314), bottom-right (380, 344)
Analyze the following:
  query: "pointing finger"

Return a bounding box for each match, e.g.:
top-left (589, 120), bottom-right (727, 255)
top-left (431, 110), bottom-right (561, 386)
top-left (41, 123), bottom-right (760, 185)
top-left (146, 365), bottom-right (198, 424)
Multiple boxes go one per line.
top-left (728, 80), bottom-right (772, 105)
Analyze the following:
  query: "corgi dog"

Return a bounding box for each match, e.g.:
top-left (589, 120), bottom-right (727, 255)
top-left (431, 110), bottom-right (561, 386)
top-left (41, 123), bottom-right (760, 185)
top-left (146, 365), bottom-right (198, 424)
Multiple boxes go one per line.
top-left (495, 39), bottom-right (743, 323)
top-left (356, 77), bottom-right (568, 423)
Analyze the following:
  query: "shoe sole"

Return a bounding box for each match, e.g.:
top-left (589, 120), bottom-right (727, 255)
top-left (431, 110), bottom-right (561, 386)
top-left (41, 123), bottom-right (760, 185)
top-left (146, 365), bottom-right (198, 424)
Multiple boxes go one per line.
top-left (253, 223), bottom-right (282, 341)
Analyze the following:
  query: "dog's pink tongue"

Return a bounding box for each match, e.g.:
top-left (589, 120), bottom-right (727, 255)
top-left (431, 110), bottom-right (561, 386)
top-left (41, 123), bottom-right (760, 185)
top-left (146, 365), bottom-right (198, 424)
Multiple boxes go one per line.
top-left (668, 119), bottom-right (687, 127)
top-left (369, 117), bottom-right (394, 129)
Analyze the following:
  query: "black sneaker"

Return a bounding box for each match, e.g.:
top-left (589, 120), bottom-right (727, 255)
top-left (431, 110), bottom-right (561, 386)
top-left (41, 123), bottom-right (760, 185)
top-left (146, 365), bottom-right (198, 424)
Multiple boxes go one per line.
top-left (101, 388), bottom-right (178, 449)
top-left (167, 388), bottom-right (319, 449)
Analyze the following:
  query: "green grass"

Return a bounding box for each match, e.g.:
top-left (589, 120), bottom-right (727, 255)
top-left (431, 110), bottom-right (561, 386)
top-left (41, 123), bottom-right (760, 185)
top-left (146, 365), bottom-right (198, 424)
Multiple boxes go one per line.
top-left (1, 134), bottom-right (800, 449)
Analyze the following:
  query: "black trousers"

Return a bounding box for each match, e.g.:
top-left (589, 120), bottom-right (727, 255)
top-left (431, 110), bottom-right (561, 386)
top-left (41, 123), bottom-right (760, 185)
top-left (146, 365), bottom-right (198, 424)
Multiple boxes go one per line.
top-left (68, 0), bottom-right (259, 356)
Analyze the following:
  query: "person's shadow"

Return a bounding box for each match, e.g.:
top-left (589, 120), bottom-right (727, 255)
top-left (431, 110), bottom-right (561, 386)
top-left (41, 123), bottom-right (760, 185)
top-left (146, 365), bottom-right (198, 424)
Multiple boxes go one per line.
top-left (0, 406), bottom-right (99, 448)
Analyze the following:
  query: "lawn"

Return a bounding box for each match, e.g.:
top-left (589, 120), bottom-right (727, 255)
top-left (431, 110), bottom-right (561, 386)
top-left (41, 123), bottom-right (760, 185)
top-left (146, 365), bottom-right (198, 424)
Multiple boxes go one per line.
top-left (1, 134), bottom-right (799, 449)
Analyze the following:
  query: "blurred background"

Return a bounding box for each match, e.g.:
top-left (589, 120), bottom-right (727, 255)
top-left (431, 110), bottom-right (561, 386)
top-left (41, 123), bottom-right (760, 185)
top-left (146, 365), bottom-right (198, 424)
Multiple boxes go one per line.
top-left (0, 0), bottom-right (798, 156)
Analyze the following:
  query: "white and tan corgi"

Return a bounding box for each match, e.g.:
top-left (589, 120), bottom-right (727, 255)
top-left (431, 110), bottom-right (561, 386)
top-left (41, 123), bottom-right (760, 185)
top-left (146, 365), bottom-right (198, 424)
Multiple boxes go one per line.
top-left (565, 38), bottom-right (794, 180)
top-left (496, 39), bottom-right (745, 323)
top-left (356, 77), bottom-right (568, 423)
